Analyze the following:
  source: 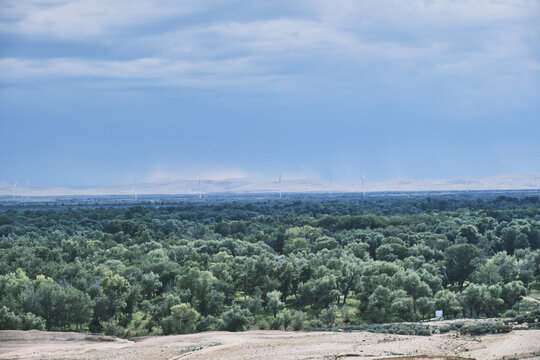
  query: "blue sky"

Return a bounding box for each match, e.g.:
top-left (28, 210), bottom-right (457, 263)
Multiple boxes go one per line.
top-left (1, 0), bottom-right (539, 187)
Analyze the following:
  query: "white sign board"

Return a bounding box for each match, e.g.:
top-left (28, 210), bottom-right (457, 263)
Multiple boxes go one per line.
top-left (435, 310), bottom-right (443, 318)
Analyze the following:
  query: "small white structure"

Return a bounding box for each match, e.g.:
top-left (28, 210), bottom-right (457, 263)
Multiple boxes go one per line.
top-left (435, 310), bottom-right (443, 319)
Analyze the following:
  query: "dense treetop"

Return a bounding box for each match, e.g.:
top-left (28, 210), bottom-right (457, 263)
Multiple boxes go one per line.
top-left (1, 193), bottom-right (539, 335)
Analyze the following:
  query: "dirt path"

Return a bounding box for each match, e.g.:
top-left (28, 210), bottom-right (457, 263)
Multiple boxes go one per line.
top-left (523, 296), bottom-right (540, 304)
top-left (1, 329), bottom-right (539, 360)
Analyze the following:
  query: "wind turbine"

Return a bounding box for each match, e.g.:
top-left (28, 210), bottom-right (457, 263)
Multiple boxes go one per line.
top-left (278, 174), bottom-right (282, 199)
top-left (398, 175), bottom-right (404, 195)
top-left (198, 177), bottom-right (202, 200)
top-left (465, 176), bottom-right (469, 193)
top-left (360, 174), bottom-right (366, 198)
top-left (12, 182), bottom-right (18, 199)
top-left (132, 177), bottom-right (137, 201)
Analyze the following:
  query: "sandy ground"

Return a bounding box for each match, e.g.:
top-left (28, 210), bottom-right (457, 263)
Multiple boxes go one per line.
top-left (1, 329), bottom-right (539, 360)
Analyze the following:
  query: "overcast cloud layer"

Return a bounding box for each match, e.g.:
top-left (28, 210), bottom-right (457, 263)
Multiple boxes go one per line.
top-left (1, 1), bottom-right (539, 186)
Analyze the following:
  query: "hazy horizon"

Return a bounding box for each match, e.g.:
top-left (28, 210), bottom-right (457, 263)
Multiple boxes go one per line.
top-left (1, 1), bottom-right (539, 187)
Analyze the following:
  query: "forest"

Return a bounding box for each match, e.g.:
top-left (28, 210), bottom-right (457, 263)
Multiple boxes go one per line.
top-left (0, 193), bottom-right (539, 337)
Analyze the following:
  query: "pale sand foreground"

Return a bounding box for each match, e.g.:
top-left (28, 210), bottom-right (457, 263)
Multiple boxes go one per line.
top-left (0, 329), bottom-right (539, 360)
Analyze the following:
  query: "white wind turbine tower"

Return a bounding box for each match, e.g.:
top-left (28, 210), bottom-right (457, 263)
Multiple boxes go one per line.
top-left (132, 177), bottom-right (137, 201)
top-left (360, 174), bottom-right (366, 198)
top-left (198, 177), bottom-right (202, 200)
top-left (12, 182), bottom-right (18, 199)
top-left (398, 175), bottom-right (404, 195)
top-left (278, 174), bottom-right (282, 199)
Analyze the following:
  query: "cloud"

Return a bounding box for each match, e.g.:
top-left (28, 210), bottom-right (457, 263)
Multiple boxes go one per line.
top-left (0, 0), bottom-right (538, 115)
top-left (0, 56), bottom-right (300, 89)
top-left (0, 0), bottom-right (222, 38)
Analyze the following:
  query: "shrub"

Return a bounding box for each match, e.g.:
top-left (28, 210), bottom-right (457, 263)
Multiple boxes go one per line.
top-left (341, 306), bottom-right (353, 324)
top-left (438, 322), bottom-right (464, 333)
top-left (20, 313), bottom-right (46, 330)
top-left (319, 305), bottom-right (338, 327)
top-left (255, 316), bottom-right (269, 330)
top-left (269, 316), bottom-right (283, 330)
top-left (459, 322), bottom-right (511, 335)
top-left (150, 326), bottom-right (163, 336)
top-left (291, 310), bottom-right (306, 331)
top-left (196, 315), bottom-right (219, 332)
top-left (344, 323), bottom-right (432, 336)
top-left (0, 306), bottom-right (22, 330)
top-left (102, 321), bottom-right (126, 337)
top-left (501, 310), bottom-right (518, 318)
top-left (511, 309), bottom-right (540, 324)
top-left (220, 305), bottom-right (252, 332)
top-left (89, 317), bottom-right (102, 333)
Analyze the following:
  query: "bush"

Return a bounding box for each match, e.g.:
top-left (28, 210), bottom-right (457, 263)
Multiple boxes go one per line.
top-left (196, 315), bottom-right (219, 332)
top-left (501, 310), bottom-right (518, 318)
top-left (344, 323), bottom-right (432, 336)
top-left (269, 316), bottom-right (283, 330)
top-left (459, 322), bottom-right (511, 335)
top-left (438, 322), bottom-right (464, 333)
top-left (0, 306), bottom-right (22, 330)
top-left (89, 317), bottom-right (102, 333)
top-left (102, 321), bottom-right (126, 337)
top-left (220, 305), bottom-right (252, 332)
top-left (291, 310), bottom-right (306, 331)
top-left (150, 326), bottom-right (163, 336)
top-left (20, 313), bottom-right (46, 330)
top-left (319, 305), bottom-right (338, 328)
top-left (255, 316), bottom-right (269, 330)
top-left (510, 309), bottom-right (540, 324)
top-left (341, 306), bottom-right (354, 324)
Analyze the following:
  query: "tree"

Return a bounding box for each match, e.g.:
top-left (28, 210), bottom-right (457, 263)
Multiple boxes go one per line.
top-left (23, 276), bottom-right (65, 329)
top-left (376, 237), bottom-right (408, 261)
top-left (416, 297), bottom-right (435, 320)
top-left (501, 281), bottom-right (526, 309)
top-left (367, 286), bottom-right (392, 322)
top-left (141, 272), bottom-right (162, 299)
top-left (0, 268), bottom-right (32, 313)
top-left (444, 244), bottom-right (483, 289)
top-left (337, 257), bottom-right (363, 305)
top-left (397, 270), bottom-right (432, 320)
top-left (266, 290), bottom-right (284, 318)
top-left (161, 303), bottom-right (199, 334)
top-left (461, 284), bottom-right (485, 318)
top-left (434, 290), bottom-right (461, 319)
top-left (390, 290), bottom-right (414, 321)
top-left (64, 286), bottom-right (93, 330)
top-left (459, 224), bottom-right (480, 244)
top-left (101, 272), bottom-right (130, 320)
top-left (482, 285), bottom-right (504, 317)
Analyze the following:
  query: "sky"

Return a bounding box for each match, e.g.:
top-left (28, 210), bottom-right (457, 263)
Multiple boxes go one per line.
top-left (0, 0), bottom-right (539, 187)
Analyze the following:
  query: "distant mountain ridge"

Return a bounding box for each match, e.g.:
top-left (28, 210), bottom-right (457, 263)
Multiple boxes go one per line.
top-left (0, 173), bottom-right (538, 197)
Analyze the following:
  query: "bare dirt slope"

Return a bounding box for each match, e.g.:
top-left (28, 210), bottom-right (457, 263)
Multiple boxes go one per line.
top-left (1, 329), bottom-right (539, 360)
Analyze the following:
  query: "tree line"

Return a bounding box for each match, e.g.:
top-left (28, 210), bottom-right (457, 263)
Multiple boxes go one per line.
top-left (0, 194), bottom-right (539, 336)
